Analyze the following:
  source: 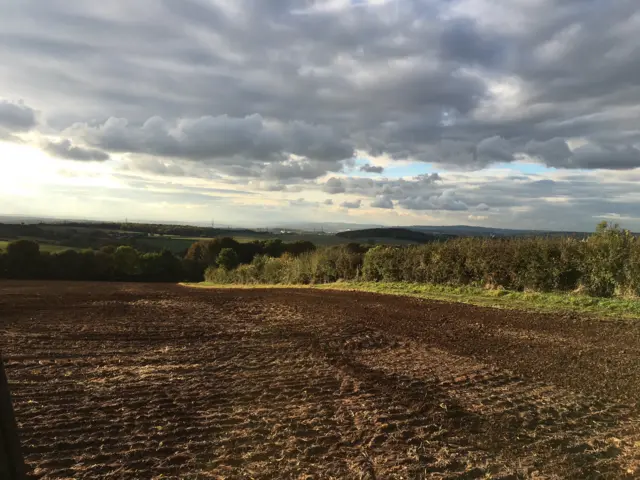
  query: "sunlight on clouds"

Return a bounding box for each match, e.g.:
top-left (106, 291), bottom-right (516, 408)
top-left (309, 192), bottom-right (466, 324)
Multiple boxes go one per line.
top-left (472, 75), bottom-right (532, 122)
top-left (292, 0), bottom-right (396, 15)
top-left (0, 141), bottom-right (120, 192)
top-left (543, 196), bottom-right (570, 204)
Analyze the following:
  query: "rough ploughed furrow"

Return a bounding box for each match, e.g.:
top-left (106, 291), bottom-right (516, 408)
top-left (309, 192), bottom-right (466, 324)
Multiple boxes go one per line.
top-left (1, 281), bottom-right (640, 479)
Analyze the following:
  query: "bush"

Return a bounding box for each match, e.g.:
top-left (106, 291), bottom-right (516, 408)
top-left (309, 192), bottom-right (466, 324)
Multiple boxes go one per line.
top-left (217, 248), bottom-right (240, 271)
top-left (0, 241), bottom-right (190, 282)
top-left (200, 223), bottom-right (640, 299)
top-left (6, 223), bottom-right (640, 298)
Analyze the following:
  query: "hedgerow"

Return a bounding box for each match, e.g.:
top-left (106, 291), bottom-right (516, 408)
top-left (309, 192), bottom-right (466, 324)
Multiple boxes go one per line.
top-left (205, 223), bottom-right (640, 298)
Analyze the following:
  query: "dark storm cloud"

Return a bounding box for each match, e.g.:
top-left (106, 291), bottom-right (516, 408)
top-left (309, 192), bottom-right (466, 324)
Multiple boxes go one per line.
top-left (323, 177), bottom-right (346, 194)
top-left (340, 199), bottom-right (362, 209)
top-left (43, 138), bottom-right (110, 161)
top-left (62, 114), bottom-right (353, 179)
top-left (0, 0), bottom-right (500, 169)
top-left (398, 190), bottom-right (469, 212)
top-left (525, 139), bottom-right (640, 170)
top-left (360, 164), bottom-right (384, 174)
top-left (262, 159), bottom-right (345, 181)
top-left (371, 195), bottom-right (394, 209)
top-left (0, 100), bottom-right (37, 132)
top-left (321, 173), bottom-right (442, 200)
top-left (438, 18), bottom-right (506, 68)
top-left (66, 115), bottom-right (353, 163)
top-left (3, 0), bottom-right (639, 171)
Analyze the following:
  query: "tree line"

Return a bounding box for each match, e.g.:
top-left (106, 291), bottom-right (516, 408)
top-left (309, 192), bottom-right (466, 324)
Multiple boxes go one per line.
top-left (4, 222), bottom-right (639, 298)
top-left (206, 222), bottom-right (640, 298)
top-left (0, 237), bottom-right (317, 282)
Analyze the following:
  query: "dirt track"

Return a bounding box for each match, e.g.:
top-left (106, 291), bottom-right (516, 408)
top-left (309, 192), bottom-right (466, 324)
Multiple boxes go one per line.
top-left (2, 281), bottom-right (640, 479)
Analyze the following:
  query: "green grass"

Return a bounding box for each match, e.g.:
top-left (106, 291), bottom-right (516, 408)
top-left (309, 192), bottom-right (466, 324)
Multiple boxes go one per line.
top-left (136, 237), bottom-right (196, 253)
top-left (185, 281), bottom-right (640, 320)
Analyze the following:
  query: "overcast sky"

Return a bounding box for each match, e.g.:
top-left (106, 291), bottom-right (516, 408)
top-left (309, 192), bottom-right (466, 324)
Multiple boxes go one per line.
top-left (2, 0), bottom-right (640, 230)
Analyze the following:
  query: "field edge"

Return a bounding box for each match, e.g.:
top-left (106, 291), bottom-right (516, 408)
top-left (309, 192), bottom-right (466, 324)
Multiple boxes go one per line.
top-left (183, 281), bottom-right (640, 320)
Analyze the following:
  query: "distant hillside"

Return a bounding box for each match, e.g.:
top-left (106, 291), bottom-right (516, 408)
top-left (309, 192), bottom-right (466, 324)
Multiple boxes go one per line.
top-left (39, 221), bottom-right (266, 239)
top-left (408, 225), bottom-right (591, 238)
top-left (336, 228), bottom-right (453, 243)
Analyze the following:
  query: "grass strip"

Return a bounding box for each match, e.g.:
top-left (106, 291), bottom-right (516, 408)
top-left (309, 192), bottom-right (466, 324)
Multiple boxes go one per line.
top-left (183, 281), bottom-right (640, 320)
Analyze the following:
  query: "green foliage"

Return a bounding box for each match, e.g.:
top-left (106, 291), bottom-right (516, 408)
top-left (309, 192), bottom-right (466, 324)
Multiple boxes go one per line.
top-left (0, 240), bottom-right (196, 282)
top-left (186, 237), bottom-right (317, 268)
top-left (5, 240), bottom-right (42, 278)
top-left (114, 246), bottom-right (140, 276)
top-left (204, 245), bottom-right (365, 285)
top-left (217, 248), bottom-right (240, 271)
top-left (202, 223), bottom-right (640, 300)
top-left (580, 222), bottom-right (633, 296)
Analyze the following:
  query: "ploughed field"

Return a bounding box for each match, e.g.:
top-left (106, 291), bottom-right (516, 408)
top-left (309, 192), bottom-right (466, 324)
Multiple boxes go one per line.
top-left (2, 282), bottom-right (640, 479)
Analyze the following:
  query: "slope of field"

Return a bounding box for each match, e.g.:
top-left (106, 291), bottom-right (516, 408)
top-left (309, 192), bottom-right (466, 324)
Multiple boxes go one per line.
top-left (2, 282), bottom-right (640, 479)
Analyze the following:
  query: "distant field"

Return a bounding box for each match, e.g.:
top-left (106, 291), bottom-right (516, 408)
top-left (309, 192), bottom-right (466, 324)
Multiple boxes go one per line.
top-left (0, 239), bottom-right (79, 253)
top-left (136, 233), bottom-right (417, 253)
top-left (1, 224), bottom-right (425, 256)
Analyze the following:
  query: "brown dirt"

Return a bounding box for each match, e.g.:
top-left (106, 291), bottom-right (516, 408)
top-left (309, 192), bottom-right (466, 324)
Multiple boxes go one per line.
top-left (1, 281), bottom-right (640, 479)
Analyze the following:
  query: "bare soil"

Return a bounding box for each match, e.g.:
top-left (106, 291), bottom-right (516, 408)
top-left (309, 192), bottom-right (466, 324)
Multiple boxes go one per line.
top-left (2, 281), bottom-right (640, 479)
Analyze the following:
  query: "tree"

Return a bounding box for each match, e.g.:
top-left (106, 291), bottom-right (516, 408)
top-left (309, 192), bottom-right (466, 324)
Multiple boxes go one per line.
top-left (286, 241), bottom-right (316, 256)
top-left (595, 221), bottom-right (620, 235)
top-left (6, 240), bottom-right (42, 278)
top-left (7, 240), bottom-right (39, 258)
top-left (185, 238), bottom-right (240, 265)
top-left (217, 248), bottom-right (240, 271)
top-left (114, 246), bottom-right (140, 276)
top-left (264, 239), bottom-right (285, 257)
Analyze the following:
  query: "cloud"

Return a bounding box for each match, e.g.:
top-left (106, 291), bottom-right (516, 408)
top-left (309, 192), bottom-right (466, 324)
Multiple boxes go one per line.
top-left (323, 177), bottom-right (346, 194)
top-left (2, 0), bottom-right (640, 230)
top-left (321, 173), bottom-right (442, 200)
top-left (476, 136), bottom-right (514, 164)
top-left (371, 195), bottom-right (394, 209)
top-left (340, 199), bottom-right (362, 209)
top-left (262, 158), bottom-right (344, 181)
top-left (289, 198), bottom-right (319, 207)
top-left (570, 144), bottom-right (640, 170)
top-left (525, 139), bottom-right (640, 170)
top-left (0, 100), bottom-right (37, 132)
top-left (360, 164), bottom-right (384, 174)
top-left (66, 115), bottom-right (353, 164)
top-left (42, 138), bottom-right (110, 161)
top-left (398, 189), bottom-right (468, 211)
top-left (324, 198), bottom-right (334, 205)
top-left (123, 156), bottom-right (187, 176)
top-left (3, 1), bottom-right (639, 173)
top-left (525, 138), bottom-right (572, 167)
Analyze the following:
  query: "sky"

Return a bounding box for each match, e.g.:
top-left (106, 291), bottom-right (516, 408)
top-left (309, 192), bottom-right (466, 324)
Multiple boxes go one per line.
top-left (1, 0), bottom-right (640, 230)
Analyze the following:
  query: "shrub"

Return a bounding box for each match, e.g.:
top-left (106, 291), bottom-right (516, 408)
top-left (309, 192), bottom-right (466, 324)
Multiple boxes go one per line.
top-left (217, 248), bottom-right (240, 271)
top-left (199, 223), bottom-right (640, 299)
